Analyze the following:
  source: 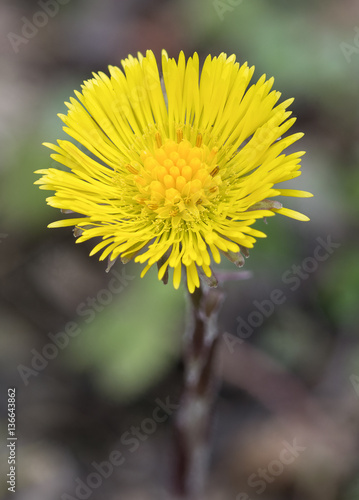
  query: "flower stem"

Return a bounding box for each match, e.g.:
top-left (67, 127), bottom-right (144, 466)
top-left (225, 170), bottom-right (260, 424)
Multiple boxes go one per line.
top-left (173, 284), bottom-right (224, 498)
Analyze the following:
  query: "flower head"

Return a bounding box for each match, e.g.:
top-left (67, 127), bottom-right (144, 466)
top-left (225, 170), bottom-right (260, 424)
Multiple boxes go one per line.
top-left (36, 50), bottom-right (312, 292)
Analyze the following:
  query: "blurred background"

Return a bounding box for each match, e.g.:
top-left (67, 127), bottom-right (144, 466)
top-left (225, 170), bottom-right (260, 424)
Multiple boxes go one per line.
top-left (1, 0), bottom-right (359, 498)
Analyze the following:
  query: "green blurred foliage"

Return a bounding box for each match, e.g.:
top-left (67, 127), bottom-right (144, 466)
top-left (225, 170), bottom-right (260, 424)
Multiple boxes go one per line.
top-left (2, 80), bottom-right (83, 231)
top-left (188, 0), bottom-right (359, 104)
top-left (322, 248), bottom-right (359, 328)
top-left (65, 270), bottom-right (184, 401)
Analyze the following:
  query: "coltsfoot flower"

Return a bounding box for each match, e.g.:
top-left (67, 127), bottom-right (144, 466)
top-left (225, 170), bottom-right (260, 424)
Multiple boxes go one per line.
top-left (35, 50), bottom-right (312, 292)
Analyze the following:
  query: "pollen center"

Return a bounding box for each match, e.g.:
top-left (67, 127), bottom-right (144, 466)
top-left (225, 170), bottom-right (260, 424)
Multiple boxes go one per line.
top-left (132, 135), bottom-right (221, 220)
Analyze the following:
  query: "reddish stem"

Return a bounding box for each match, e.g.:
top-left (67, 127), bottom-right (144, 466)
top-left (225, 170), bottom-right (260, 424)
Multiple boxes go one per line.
top-left (173, 284), bottom-right (224, 498)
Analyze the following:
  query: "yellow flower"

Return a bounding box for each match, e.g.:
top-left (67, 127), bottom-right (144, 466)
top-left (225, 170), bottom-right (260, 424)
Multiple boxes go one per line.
top-left (35, 50), bottom-right (312, 293)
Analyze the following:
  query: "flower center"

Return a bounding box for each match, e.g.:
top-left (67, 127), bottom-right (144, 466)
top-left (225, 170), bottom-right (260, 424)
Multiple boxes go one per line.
top-left (130, 133), bottom-right (221, 220)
